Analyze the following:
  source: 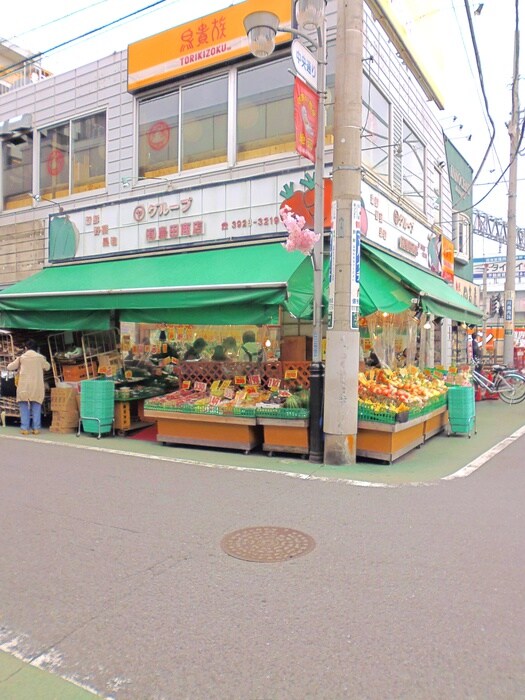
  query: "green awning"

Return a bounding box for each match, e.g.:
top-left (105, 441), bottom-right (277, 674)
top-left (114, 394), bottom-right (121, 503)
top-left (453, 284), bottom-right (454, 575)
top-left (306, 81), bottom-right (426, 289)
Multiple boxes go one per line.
top-left (360, 253), bottom-right (414, 315)
top-left (362, 240), bottom-right (483, 324)
top-left (0, 243), bottom-right (317, 330)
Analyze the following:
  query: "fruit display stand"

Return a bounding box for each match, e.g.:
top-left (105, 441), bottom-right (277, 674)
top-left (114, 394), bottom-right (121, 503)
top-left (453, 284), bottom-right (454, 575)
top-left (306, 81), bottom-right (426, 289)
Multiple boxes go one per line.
top-left (258, 416), bottom-right (309, 456)
top-left (142, 361), bottom-right (311, 454)
top-left (356, 367), bottom-right (449, 463)
top-left (144, 407), bottom-right (262, 453)
top-left (356, 404), bottom-right (447, 463)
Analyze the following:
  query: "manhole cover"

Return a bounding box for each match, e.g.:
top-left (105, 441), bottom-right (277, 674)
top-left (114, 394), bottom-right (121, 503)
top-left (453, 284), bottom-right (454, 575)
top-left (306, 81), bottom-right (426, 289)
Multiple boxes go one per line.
top-left (220, 526), bottom-right (316, 563)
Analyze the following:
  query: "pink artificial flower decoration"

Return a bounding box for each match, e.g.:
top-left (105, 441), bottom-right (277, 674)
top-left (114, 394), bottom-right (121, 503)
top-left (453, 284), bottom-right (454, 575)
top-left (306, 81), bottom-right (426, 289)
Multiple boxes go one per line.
top-left (279, 204), bottom-right (320, 256)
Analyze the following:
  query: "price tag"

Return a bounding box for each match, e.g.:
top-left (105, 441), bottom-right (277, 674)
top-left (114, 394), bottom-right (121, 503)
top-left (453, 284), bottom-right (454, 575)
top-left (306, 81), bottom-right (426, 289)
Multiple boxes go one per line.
top-left (182, 380), bottom-right (191, 390)
top-left (151, 345), bottom-right (158, 354)
top-left (248, 374), bottom-right (261, 385)
top-left (171, 357), bottom-right (179, 364)
top-left (224, 387), bottom-right (235, 399)
top-left (235, 390), bottom-right (247, 403)
top-left (234, 375), bottom-right (247, 385)
top-left (98, 365), bottom-right (109, 375)
top-left (194, 381), bottom-right (207, 392)
top-left (132, 344), bottom-right (138, 354)
top-left (209, 395), bottom-right (221, 406)
top-left (284, 369), bottom-right (298, 379)
top-left (124, 370), bottom-right (133, 379)
top-left (268, 377), bottom-right (281, 389)
top-left (162, 343), bottom-right (168, 353)
top-left (245, 385), bottom-right (258, 394)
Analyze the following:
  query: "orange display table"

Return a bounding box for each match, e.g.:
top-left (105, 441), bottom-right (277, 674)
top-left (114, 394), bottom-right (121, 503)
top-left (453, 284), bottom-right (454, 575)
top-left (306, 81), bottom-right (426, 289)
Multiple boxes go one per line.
top-left (143, 408), bottom-right (262, 453)
top-left (258, 418), bottom-right (309, 456)
top-left (356, 406), bottom-right (447, 463)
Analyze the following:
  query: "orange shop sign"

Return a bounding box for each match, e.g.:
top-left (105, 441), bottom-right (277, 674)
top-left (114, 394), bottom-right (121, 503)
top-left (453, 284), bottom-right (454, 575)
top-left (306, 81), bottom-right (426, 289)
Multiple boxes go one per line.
top-left (127, 0), bottom-right (293, 92)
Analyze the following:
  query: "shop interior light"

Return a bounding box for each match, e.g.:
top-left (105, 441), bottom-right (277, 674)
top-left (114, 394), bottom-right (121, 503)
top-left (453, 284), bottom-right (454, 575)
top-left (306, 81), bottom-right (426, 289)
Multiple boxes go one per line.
top-left (423, 313), bottom-right (432, 330)
top-left (264, 339), bottom-right (272, 348)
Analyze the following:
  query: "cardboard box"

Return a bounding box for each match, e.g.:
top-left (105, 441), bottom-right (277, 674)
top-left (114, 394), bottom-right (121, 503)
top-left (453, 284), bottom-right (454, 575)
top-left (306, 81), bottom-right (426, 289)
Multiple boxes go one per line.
top-left (51, 410), bottom-right (79, 428)
top-left (62, 362), bottom-right (96, 382)
top-left (49, 424), bottom-right (77, 434)
top-left (51, 387), bottom-right (80, 411)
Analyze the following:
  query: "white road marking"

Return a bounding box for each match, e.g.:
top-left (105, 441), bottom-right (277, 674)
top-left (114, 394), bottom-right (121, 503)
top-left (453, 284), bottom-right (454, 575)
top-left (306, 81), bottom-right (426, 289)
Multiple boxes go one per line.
top-left (442, 422), bottom-right (525, 480)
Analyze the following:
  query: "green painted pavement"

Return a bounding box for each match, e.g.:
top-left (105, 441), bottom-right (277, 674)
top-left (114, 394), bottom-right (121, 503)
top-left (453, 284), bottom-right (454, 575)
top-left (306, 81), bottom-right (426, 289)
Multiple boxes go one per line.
top-left (2, 398), bottom-right (524, 485)
top-left (0, 651), bottom-right (99, 699)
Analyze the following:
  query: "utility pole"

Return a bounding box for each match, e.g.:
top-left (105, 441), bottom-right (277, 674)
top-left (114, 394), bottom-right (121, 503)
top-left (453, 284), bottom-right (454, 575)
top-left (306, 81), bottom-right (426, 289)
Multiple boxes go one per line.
top-left (503, 0), bottom-right (520, 366)
top-left (323, 0), bottom-right (363, 464)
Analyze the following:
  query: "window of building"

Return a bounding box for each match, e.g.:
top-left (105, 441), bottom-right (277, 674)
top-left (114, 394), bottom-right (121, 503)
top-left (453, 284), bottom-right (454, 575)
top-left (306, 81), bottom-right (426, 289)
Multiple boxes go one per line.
top-left (181, 74), bottom-right (228, 171)
top-left (452, 211), bottom-right (470, 259)
top-left (433, 165), bottom-right (443, 226)
top-left (139, 92), bottom-right (179, 178)
top-left (39, 111), bottom-right (106, 198)
top-left (237, 55), bottom-right (294, 161)
top-left (71, 112), bottom-right (106, 193)
top-left (361, 74), bottom-right (390, 181)
top-left (401, 122), bottom-right (425, 211)
top-left (2, 133), bottom-right (33, 210)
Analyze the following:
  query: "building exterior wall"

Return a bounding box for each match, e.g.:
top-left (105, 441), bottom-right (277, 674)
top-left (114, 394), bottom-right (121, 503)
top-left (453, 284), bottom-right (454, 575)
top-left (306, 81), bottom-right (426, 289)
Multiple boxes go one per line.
top-left (0, 1), bottom-right (457, 289)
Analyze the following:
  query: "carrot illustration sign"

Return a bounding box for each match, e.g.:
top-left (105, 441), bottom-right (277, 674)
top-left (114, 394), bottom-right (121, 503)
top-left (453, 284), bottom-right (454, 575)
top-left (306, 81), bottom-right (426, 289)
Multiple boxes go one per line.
top-left (279, 173), bottom-right (333, 230)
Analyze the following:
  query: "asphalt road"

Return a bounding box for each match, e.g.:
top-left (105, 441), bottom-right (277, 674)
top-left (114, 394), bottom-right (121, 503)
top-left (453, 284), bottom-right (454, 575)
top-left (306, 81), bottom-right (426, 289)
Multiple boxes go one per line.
top-left (0, 435), bottom-right (524, 700)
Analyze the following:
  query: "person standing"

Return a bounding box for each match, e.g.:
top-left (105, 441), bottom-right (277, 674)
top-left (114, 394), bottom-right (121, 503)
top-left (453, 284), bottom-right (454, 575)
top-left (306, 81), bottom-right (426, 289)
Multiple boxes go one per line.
top-left (7, 339), bottom-right (50, 435)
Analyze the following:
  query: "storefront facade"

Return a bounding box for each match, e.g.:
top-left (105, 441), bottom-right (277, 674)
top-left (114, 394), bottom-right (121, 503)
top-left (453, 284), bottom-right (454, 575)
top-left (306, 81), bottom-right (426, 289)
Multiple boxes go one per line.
top-left (0, 0), bottom-right (481, 456)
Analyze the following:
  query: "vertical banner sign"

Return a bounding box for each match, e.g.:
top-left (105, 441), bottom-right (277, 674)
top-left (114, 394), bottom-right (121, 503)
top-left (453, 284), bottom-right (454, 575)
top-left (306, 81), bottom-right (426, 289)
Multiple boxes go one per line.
top-left (350, 200), bottom-right (361, 330)
top-left (327, 200), bottom-right (337, 329)
top-left (441, 235), bottom-right (455, 283)
top-left (294, 77), bottom-right (319, 164)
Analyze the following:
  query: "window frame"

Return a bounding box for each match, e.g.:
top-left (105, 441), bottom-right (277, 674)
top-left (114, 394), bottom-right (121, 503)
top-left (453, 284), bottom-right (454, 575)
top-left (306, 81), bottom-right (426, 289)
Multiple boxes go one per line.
top-left (401, 121), bottom-right (426, 213)
top-left (37, 109), bottom-right (107, 200)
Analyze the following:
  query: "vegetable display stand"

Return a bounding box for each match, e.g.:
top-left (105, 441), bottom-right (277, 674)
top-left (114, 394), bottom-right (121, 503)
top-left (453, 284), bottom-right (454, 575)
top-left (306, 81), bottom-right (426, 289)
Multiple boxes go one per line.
top-left (446, 385), bottom-right (476, 437)
top-left (143, 408), bottom-right (262, 453)
top-left (356, 405), bottom-right (447, 463)
top-left (78, 379), bottom-right (115, 439)
top-left (258, 418), bottom-right (309, 456)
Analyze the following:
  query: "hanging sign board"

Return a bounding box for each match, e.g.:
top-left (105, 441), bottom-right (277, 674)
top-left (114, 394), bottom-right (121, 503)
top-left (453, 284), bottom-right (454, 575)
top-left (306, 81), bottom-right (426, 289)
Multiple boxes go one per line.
top-left (291, 39), bottom-right (318, 90)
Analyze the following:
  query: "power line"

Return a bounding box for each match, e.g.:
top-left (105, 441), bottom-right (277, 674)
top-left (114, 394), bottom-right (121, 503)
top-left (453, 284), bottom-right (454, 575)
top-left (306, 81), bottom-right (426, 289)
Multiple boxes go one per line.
top-left (451, 0), bottom-right (497, 209)
top-left (0, 0), bottom-right (168, 81)
top-left (2, 0), bottom-right (112, 45)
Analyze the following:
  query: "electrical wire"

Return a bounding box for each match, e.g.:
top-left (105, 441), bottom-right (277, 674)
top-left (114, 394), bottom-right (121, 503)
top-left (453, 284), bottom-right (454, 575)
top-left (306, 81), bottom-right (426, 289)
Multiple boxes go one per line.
top-left (0, 0), bottom-right (168, 81)
top-left (451, 0), bottom-right (497, 209)
top-left (2, 0), bottom-right (112, 45)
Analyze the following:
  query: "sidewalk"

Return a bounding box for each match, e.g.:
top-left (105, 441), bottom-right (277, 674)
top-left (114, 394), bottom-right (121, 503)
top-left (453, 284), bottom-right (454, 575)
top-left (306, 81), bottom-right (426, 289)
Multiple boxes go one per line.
top-left (0, 650), bottom-right (99, 699)
top-left (1, 398), bottom-right (524, 486)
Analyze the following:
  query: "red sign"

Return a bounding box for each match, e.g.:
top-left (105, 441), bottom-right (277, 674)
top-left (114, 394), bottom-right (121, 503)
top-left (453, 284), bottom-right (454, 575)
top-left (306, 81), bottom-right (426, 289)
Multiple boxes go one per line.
top-left (47, 148), bottom-right (64, 176)
top-left (294, 77), bottom-right (318, 164)
top-left (147, 120), bottom-right (171, 151)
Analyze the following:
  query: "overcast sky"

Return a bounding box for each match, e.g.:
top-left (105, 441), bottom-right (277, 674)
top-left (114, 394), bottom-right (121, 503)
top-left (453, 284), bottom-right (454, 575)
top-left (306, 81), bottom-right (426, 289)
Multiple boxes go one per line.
top-left (1, 0), bottom-right (522, 233)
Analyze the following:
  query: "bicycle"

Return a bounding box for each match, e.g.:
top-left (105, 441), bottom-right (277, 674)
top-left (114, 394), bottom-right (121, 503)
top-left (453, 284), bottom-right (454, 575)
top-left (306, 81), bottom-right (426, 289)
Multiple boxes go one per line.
top-left (471, 362), bottom-right (525, 404)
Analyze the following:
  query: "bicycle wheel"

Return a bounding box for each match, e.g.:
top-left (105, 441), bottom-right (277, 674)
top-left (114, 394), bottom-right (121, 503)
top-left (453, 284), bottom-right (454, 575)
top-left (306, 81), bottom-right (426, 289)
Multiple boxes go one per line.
top-left (496, 373), bottom-right (525, 404)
